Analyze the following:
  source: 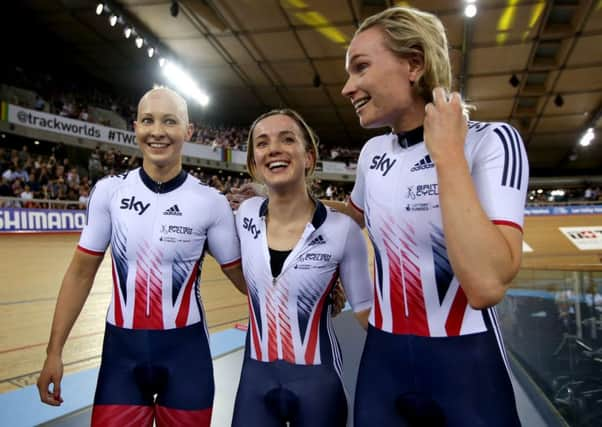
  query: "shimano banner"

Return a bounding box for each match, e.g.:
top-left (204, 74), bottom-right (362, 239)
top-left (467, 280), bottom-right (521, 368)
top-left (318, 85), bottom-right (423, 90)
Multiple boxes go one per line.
top-left (0, 208), bottom-right (86, 233)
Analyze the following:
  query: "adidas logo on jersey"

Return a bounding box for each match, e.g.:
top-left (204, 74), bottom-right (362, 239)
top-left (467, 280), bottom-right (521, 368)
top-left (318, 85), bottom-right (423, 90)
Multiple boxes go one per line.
top-left (163, 204), bottom-right (183, 216)
top-left (308, 235), bottom-right (326, 246)
top-left (410, 155), bottom-right (435, 172)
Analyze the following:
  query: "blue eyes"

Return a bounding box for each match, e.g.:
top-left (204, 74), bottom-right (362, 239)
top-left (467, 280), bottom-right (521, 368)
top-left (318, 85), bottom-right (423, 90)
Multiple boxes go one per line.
top-left (140, 118), bottom-right (177, 125)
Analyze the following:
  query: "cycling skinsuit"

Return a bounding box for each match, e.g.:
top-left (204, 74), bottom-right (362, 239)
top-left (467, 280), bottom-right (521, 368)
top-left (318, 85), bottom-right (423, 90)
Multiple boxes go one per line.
top-left (78, 167), bottom-right (240, 427)
top-left (231, 197), bottom-right (372, 427)
top-left (350, 123), bottom-right (528, 426)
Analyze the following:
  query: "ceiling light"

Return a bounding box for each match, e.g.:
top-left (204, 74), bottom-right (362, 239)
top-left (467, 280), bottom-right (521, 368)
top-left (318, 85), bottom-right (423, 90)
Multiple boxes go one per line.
top-left (34, 140), bottom-right (40, 145)
top-left (579, 128), bottom-right (594, 147)
top-left (95, 3), bottom-right (104, 15)
top-left (509, 74), bottom-right (520, 87)
top-left (124, 27), bottom-right (132, 39)
top-left (162, 62), bottom-right (210, 107)
top-left (147, 47), bottom-right (155, 58)
top-left (135, 37), bottom-right (144, 48)
top-left (464, 4), bottom-right (477, 18)
top-left (554, 94), bottom-right (564, 107)
top-left (109, 15), bottom-right (118, 27)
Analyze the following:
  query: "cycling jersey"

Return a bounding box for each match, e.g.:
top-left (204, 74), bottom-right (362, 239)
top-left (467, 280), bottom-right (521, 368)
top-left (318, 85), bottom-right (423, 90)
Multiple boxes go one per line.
top-left (235, 197), bottom-right (372, 369)
top-left (232, 197), bottom-right (372, 427)
top-left (350, 122), bottom-right (528, 337)
top-left (79, 167), bottom-right (240, 330)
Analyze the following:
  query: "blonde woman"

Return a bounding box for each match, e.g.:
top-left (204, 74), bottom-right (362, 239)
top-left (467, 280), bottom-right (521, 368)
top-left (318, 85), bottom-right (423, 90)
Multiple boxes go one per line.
top-left (339, 7), bottom-right (527, 426)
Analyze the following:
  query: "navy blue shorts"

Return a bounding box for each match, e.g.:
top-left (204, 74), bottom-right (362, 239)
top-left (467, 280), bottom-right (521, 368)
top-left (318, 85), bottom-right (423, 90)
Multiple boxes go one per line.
top-left (92, 322), bottom-right (214, 425)
top-left (354, 325), bottom-right (521, 427)
top-left (232, 357), bottom-right (347, 427)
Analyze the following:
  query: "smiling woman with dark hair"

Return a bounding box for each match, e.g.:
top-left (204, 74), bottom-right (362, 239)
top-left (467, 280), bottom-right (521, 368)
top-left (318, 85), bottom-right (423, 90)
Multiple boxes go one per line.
top-left (231, 108), bottom-right (372, 427)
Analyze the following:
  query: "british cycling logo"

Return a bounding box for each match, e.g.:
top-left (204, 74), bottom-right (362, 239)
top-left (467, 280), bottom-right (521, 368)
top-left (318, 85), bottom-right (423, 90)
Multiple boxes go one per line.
top-left (294, 252), bottom-right (333, 269)
top-left (406, 184), bottom-right (439, 200)
top-left (159, 224), bottom-right (198, 243)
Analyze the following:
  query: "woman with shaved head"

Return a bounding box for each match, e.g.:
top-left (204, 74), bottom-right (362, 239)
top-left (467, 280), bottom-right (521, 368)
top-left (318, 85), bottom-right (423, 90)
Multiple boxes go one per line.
top-left (338, 6), bottom-right (527, 426)
top-left (37, 87), bottom-right (246, 427)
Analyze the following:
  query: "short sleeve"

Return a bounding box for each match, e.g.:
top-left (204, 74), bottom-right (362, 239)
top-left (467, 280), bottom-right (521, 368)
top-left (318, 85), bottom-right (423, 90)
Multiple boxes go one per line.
top-left (206, 193), bottom-right (241, 267)
top-left (349, 144), bottom-right (368, 213)
top-left (471, 123), bottom-right (529, 232)
top-left (78, 178), bottom-right (112, 255)
top-left (338, 219), bottom-right (373, 312)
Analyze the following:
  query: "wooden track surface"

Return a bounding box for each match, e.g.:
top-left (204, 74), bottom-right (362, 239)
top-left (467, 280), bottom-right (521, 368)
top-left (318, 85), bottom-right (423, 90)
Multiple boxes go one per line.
top-left (1, 214), bottom-right (600, 394)
top-left (522, 215), bottom-right (602, 268)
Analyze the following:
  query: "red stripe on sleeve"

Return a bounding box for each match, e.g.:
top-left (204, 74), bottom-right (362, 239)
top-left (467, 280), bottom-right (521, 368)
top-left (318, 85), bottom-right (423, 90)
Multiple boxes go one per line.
top-left (221, 258), bottom-right (241, 269)
top-left (77, 245), bottom-right (104, 256)
top-left (492, 220), bottom-right (523, 233)
top-left (349, 198), bottom-right (364, 214)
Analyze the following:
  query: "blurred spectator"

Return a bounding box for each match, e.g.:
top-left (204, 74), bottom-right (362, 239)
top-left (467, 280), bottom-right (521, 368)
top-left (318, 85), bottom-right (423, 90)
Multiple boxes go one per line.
top-left (20, 184), bottom-right (34, 207)
top-left (78, 188), bottom-right (90, 209)
top-left (88, 147), bottom-right (103, 184)
top-left (34, 95), bottom-right (46, 111)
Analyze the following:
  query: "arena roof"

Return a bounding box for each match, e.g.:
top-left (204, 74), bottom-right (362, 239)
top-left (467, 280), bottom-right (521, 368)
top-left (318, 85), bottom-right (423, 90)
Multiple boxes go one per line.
top-left (5, 0), bottom-right (602, 176)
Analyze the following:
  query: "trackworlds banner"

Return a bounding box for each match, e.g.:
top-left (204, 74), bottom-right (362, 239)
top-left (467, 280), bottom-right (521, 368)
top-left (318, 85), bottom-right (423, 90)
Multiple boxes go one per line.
top-left (0, 208), bottom-right (86, 233)
top-left (5, 104), bottom-right (223, 161)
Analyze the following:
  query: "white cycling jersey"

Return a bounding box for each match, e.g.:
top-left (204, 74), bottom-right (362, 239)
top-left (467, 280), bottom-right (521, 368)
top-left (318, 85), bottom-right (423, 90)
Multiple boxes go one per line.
top-left (350, 122), bottom-right (528, 337)
top-left (79, 167), bottom-right (240, 330)
top-left (236, 197), bottom-right (372, 371)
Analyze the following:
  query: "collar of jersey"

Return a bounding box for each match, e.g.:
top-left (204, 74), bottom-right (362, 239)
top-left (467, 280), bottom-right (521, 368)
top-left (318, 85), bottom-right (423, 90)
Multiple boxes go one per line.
top-left (396, 126), bottom-right (424, 148)
top-left (139, 167), bottom-right (187, 193)
top-left (259, 197), bottom-right (327, 229)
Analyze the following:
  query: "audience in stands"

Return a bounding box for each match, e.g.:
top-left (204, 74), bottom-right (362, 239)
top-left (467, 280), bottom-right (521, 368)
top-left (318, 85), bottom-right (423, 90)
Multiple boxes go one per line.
top-left (0, 138), bottom-right (600, 210)
top-left (4, 65), bottom-right (362, 160)
top-left (1, 67), bottom-right (601, 209)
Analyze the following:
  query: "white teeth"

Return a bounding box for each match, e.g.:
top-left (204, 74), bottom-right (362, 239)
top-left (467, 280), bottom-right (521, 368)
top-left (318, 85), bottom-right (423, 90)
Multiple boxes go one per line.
top-left (268, 161), bottom-right (288, 169)
top-left (354, 98), bottom-right (369, 110)
top-left (149, 143), bottom-right (168, 148)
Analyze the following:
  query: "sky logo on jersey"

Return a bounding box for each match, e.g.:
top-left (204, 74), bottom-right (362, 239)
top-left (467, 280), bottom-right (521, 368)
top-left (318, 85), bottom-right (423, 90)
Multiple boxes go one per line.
top-left (369, 152), bottom-right (397, 176)
top-left (410, 154), bottom-right (434, 172)
top-left (120, 196), bottom-right (150, 215)
top-left (308, 235), bottom-right (326, 246)
top-left (243, 217), bottom-right (260, 239)
top-left (163, 204), bottom-right (183, 216)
